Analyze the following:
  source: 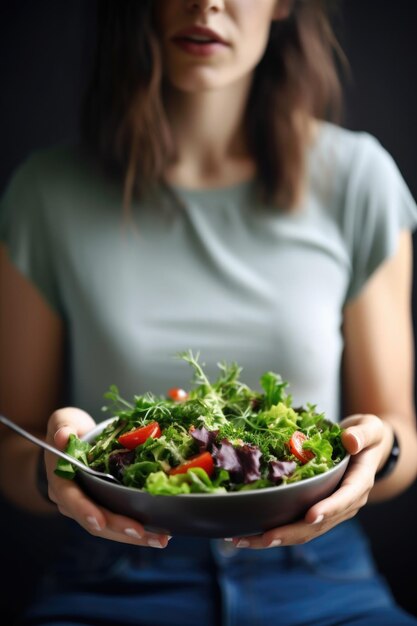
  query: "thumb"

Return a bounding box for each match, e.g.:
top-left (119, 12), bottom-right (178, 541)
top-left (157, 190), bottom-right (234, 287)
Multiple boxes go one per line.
top-left (341, 429), bottom-right (363, 455)
top-left (48, 407), bottom-right (96, 450)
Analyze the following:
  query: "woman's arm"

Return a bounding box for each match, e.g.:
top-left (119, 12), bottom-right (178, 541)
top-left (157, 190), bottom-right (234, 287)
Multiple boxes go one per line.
top-left (342, 230), bottom-right (417, 501)
top-left (0, 244), bottom-right (171, 547)
top-left (0, 244), bottom-right (64, 512)
top-left (231, 231), bottom-right (417, 548)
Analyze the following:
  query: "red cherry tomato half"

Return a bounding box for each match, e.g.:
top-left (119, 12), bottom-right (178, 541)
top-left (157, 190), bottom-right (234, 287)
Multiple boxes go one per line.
top-left (118, 421), bottom-right (161, 450)
top-left (169, 452), bottom-right (214, 477)
top-left (167, 387), bottom-right (189, 402)
top-left (288, 431), bottom-right (315, 464)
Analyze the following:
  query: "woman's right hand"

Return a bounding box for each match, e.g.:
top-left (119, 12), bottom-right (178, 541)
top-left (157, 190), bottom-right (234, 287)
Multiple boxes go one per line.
top-left (45, 407), bottom-right (171, 549)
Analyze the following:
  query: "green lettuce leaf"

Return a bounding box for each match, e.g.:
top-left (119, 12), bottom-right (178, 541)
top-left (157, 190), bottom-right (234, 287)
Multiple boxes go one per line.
top-left (54, 434), bottom-right (91, 479)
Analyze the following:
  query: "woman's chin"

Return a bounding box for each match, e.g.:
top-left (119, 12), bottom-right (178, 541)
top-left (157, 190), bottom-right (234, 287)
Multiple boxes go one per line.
top-left (166, 69), bottom-right (237, 95)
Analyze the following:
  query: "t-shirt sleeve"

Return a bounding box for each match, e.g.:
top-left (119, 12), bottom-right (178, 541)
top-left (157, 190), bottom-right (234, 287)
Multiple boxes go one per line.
top-left (343, 133), bottom-right (417, 302)
top-left (0, 154), bottom-right (63, 315)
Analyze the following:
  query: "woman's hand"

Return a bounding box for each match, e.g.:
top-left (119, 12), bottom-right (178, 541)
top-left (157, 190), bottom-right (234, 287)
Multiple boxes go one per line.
top-left (228, 413), bottom-right (392, 549)
top-left (45, 407), bottom-right (171, 549)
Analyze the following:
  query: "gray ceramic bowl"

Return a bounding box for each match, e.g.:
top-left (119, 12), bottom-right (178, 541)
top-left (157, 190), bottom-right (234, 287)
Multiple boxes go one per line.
top-left (78, 417), bottom-right (350, 538)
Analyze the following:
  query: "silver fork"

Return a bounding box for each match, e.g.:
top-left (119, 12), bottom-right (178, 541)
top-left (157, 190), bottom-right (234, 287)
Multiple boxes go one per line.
top-left (0, 414), bottom-right (121, 484)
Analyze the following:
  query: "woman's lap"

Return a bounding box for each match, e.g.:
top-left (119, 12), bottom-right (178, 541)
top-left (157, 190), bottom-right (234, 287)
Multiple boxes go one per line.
top-left (20, 520), bottom-right (417, 626)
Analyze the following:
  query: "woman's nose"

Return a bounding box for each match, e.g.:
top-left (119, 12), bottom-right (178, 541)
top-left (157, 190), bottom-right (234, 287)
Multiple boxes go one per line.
top-left (185, 0), bottom-right (225, 14)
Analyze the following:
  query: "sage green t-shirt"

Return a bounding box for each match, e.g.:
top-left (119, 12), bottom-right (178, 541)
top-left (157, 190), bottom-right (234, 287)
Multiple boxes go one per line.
top-left (1, 123), bottom-right (416, 421)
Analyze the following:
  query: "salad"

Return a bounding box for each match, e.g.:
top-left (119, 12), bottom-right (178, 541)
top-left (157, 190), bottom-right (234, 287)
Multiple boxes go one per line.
top-left (56, 352), bottom-right (346, 495)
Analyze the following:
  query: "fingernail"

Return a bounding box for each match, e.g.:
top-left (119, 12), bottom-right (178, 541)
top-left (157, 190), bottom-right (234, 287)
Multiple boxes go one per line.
top-left (223, 538), bottom-right (233, 542)
top-left (86, 516), bottom-right (102, 531)
top-left (351, 433), bottom-right (361, 449)
top-left (124, 528), bottom-right (142, 540)
top-left (167, 536), bottom-right (173, 541)
top-left (54, 426), bottom-right (72, 443)
top-left (311, 514), bottom-right (324, 525)
top-left (268, 539), bottom-right (282, 547)
top-left (236, 539), bottom-right (250, 548)
top-left (148, 538), bottom-right (164, 549)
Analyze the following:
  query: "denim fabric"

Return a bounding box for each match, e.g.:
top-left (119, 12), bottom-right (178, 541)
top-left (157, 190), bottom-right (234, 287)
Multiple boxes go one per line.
top-left (21, 519), bottom-right (417, 626)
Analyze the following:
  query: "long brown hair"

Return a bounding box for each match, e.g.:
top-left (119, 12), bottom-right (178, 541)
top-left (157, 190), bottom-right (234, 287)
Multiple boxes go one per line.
top-left (81, 0), bottom-right (344, 209)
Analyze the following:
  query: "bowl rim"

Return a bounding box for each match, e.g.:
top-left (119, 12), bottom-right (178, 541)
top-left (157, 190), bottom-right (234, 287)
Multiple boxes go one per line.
top-left (80, 416), bottom-right (350, 499)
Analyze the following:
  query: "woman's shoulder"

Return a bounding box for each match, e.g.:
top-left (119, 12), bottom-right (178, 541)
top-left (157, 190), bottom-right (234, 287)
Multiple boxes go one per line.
top-left (5, 144), bottom-right (92, 189)
top-left (314, 121), bottom-right (390, 164)
top-left (1, 144), bottom-right (116, 220)
top-left (314, 124), bottom-right (417, 302)
top-left (311, 121), bottom-right (412, 205)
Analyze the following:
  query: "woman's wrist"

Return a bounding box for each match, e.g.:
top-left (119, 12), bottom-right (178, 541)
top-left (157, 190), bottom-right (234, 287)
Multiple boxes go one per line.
top-left (36, 448), bottom-right (54, 503)
top-left (0, 436), bottom-right (55, 512)
top-left (375, 426), bottom-right (400, 481)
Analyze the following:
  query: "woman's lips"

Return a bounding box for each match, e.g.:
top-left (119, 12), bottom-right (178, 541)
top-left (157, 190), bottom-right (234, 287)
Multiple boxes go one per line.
top-left (173, 38), bottom-right (227, 56)
top-left (172, 26), bottom-right (229, 57)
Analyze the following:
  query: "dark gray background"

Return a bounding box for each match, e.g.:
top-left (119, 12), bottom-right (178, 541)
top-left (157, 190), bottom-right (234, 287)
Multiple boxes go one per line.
top-left (1, 1), bottom-right (416, 624)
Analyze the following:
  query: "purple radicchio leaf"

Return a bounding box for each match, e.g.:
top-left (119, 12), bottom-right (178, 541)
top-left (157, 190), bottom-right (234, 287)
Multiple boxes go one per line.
top-left (189, 426), bottom-right (219, 453)
top-left (237, 444), bottom-right (262, 483)
top-left (212, 439), bottom-right (262, 484)
top-left (268, 460), bottom-right (297, 484)
top-left (108, 449), bottom-right (136, 481)
top-left (212, 440), bottom-right (243, 482)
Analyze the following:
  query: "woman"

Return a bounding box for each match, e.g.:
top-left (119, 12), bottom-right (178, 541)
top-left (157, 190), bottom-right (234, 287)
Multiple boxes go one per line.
top-left (1, 0), bottom-right (417, 624)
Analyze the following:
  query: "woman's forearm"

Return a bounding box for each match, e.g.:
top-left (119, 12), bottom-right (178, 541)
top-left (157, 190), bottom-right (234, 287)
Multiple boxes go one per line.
top-left (368, 412), bottom-right (417, 502)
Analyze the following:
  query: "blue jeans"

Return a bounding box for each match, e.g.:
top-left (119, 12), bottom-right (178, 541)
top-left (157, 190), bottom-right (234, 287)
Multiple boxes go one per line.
top-left (21, 519), bottom-right (416, 626)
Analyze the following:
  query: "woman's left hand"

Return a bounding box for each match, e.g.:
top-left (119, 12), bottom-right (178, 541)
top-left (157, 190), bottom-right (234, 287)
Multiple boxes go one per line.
top-left (228, 413), bottom-right (393, 549)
